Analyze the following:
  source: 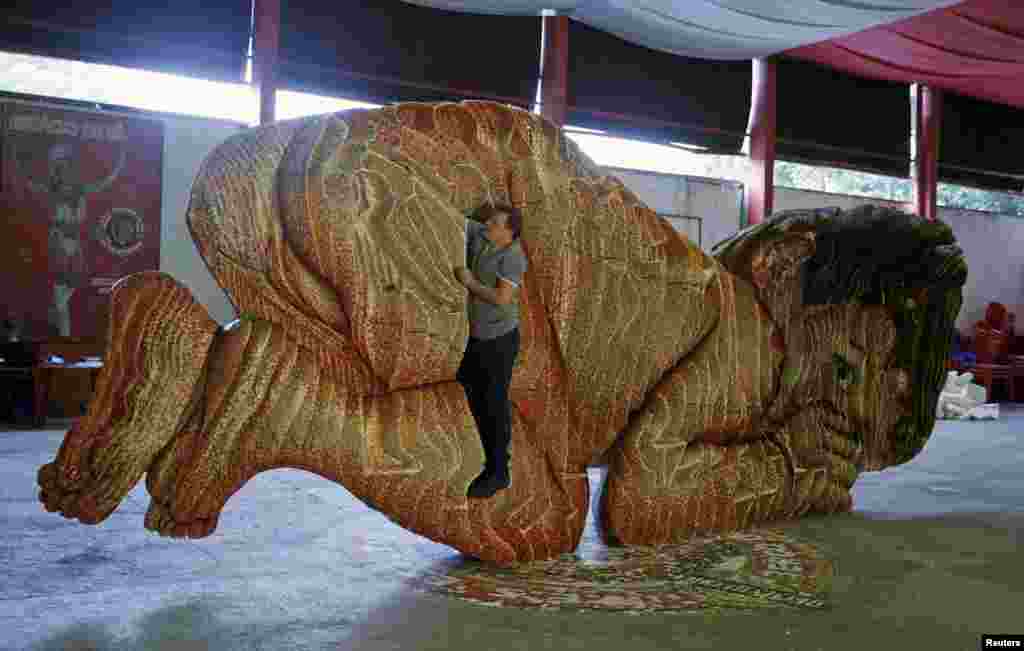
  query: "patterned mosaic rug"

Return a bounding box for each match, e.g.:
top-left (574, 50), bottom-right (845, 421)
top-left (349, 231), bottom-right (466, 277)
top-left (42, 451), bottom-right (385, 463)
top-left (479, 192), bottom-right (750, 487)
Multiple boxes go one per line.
top-left (400, 528), bottom-right (834, 615)
top-left (316, 469), bottom-right (835, 615)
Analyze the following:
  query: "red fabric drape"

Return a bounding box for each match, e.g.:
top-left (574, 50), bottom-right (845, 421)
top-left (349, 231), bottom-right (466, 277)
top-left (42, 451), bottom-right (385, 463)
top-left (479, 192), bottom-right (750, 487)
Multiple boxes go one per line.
top-left (787, 0), bottom-right (1024, 109)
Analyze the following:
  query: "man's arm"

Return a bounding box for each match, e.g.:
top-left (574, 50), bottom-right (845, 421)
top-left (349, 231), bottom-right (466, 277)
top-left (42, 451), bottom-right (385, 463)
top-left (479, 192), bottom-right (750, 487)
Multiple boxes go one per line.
top-left (456, 246), bottom-right (524, 305)
top-left (454, 266), bottom-right (514, 305)
top-left (463, 275), bottom-right (516, 305)
top-left (497, 249), bottom-right (526, 293)
top-left (459, 217), bottom-right (496, 301)
top-left (465, 218), bottom-right (484, 261)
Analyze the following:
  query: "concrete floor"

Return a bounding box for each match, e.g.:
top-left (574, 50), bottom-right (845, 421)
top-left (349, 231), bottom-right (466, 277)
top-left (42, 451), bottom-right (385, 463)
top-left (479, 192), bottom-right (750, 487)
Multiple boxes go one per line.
top-left (2, 409), bottom-right (1023, 651)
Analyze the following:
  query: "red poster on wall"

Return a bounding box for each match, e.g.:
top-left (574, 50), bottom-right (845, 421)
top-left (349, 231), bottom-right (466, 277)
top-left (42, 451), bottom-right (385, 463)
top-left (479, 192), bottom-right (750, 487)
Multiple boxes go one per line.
top-left (1, 103), bottom-right (163, 341)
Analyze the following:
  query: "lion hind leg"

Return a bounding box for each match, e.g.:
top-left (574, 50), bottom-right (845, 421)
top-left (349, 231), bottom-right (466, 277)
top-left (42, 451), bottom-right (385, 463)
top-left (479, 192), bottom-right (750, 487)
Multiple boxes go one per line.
top-left (38, 272), bottom-right (218, 525)
top-left (141, 317), bottom-right (586, 563)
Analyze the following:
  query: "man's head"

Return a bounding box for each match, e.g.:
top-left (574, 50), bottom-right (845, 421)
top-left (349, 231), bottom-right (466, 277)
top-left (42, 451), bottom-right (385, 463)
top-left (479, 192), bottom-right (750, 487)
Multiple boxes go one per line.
top-left (477, 203), bottom-right (522, 246)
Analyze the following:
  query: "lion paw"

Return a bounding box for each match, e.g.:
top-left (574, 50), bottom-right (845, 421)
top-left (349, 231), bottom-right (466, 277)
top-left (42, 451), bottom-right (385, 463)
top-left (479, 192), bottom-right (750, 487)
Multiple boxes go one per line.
top-left (144, 498), bottom-right (220, 539)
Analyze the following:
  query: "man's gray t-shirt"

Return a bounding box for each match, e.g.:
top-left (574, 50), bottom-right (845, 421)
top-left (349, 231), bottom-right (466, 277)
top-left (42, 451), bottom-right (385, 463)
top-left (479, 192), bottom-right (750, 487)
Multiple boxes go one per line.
top-left (465, 219), bottom-right (528, 340)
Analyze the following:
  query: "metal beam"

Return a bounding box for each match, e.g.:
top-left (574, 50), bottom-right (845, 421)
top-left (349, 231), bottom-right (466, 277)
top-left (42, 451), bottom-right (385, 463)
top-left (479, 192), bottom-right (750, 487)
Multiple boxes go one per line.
top-left (913, 84), bottom-right (942, 221)
top-left (744, 58), bottom-right (777, 226)
top-left (254, 0), bottom-right (281, 125)
top-left (540, 15), bottom-right (568, 127)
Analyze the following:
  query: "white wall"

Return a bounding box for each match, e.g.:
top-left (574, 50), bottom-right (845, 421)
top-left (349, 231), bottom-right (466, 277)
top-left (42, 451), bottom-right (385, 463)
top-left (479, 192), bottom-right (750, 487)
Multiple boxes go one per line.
top-left (609, 169), bottom-right (913, 255)
top-left (941, 207), bottom-right (1024, 332)
top-left (608, 167), bottom-right (743, 253)
top-left (774, 187), bottom-right (906, 213)
top-left (159, 114), bottom-right (245, 324)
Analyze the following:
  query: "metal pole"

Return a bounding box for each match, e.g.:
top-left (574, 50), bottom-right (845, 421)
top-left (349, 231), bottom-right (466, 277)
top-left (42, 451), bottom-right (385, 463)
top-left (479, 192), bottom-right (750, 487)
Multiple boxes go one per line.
top-left (254, 0), bottom-right (281, 125)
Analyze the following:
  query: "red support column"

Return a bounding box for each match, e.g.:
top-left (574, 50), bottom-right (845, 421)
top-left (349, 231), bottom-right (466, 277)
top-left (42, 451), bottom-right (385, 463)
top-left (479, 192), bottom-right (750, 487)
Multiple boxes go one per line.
top-left (914, 84), bottom-right (942, 221)
top-left (540, 15), bottom-right (569, 127)
top-left (744, 58), bottom-right (777, 226)
top-left (254, 0), bottom-right (281, 125)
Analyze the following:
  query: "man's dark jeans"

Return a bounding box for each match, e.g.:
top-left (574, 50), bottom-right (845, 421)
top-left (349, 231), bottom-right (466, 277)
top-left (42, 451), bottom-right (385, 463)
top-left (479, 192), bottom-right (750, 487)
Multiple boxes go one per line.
top-left (456, 327), bottom-right (519, 476)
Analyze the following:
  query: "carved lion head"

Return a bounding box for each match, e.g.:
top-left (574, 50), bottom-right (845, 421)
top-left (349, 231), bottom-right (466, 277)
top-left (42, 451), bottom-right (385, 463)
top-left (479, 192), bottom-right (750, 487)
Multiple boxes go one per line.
top-left (714, 205), bottom-right (967, 472)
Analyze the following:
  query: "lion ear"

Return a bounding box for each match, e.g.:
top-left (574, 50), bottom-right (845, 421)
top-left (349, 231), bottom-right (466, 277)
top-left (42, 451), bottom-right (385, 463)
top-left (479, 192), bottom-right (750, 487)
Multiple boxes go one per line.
top-left (723, 229), bottom-right (817, 330)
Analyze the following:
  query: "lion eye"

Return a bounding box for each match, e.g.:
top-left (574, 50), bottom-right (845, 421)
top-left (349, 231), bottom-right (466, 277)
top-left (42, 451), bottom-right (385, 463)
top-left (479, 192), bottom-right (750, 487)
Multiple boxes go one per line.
top-left (832, 353), bottom-right (859, 387)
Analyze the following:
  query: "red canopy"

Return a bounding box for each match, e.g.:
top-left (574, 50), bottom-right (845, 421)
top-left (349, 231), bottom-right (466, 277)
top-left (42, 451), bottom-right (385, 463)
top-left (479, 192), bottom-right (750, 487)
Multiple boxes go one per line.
top-left (786, 0), bottom-right (1024, 109)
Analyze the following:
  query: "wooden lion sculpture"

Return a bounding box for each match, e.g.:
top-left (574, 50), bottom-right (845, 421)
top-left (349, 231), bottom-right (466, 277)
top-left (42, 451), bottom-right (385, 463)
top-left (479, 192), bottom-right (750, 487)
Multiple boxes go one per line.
top-left (37, 101), bottom-right (967, 564)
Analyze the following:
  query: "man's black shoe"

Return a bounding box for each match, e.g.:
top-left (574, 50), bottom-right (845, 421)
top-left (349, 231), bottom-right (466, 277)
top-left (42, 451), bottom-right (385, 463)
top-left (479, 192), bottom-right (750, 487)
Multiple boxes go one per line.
top-left (467, 471), bottom-right (510, 499)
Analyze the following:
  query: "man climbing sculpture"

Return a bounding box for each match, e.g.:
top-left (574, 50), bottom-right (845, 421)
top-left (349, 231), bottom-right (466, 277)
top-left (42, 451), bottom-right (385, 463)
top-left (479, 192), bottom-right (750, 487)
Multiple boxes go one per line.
top-left (454, 203), bottom-right (528, 499)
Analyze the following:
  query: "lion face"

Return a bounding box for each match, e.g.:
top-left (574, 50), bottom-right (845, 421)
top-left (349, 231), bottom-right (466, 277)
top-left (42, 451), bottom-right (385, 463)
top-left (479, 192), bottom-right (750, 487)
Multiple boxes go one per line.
top-left (781, 304), bottom-right (912, 481)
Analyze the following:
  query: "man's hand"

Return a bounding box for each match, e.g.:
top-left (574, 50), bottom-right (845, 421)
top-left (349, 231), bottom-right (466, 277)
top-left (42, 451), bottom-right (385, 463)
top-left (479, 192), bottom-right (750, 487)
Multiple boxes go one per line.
top-left (454, 267), bottom-right (474, 286)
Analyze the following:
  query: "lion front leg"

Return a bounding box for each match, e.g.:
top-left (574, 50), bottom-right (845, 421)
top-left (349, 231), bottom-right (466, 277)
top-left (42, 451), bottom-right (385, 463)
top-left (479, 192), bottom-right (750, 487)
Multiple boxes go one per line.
top-left (596, 273), bottom-right (795, 545)
top-left (599, 403), bottom-right (858, 547)
top-left (601, 435), bottom-right (794, 546)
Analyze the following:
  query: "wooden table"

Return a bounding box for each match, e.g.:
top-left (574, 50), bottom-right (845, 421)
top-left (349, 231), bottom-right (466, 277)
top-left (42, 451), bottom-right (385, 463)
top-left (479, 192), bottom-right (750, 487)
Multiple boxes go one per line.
top-left (963, 362), bottom-right (1017, 403)
top-left (1010, 356), bottom-right (1024, 404)
top-left (32, 361), bottom-right (102, 428)
top-left (0, 339), bottom-right (103, 428)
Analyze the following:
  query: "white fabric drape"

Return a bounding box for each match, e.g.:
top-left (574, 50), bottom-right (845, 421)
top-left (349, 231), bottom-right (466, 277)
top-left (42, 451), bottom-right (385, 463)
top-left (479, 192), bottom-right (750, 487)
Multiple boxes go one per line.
top-left (401, 1), bottom-right (963, 60)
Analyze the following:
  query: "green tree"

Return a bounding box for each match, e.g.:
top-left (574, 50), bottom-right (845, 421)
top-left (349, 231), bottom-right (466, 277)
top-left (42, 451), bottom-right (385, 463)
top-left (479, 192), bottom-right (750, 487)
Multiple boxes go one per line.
top-left (776, 159), bottom-right (1024, 217)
